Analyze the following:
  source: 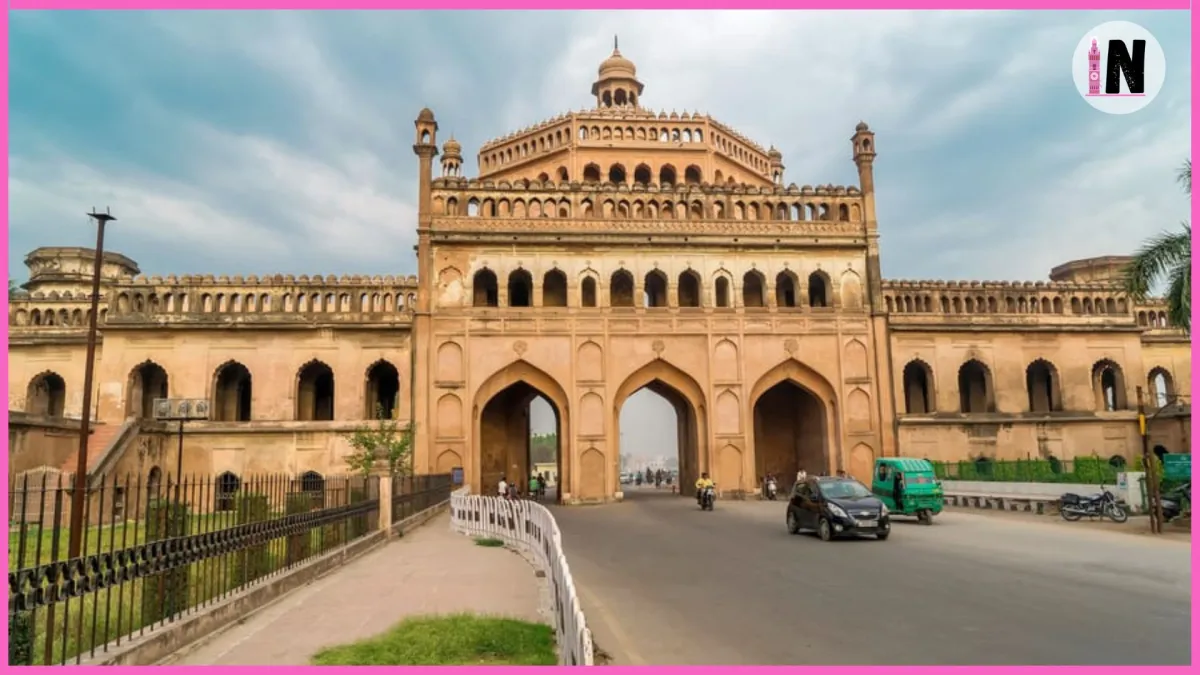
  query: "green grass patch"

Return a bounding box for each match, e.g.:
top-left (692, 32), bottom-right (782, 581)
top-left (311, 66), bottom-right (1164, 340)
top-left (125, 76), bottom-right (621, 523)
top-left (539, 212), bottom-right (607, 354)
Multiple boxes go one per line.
top-left (474, 537), bottom-right (506, 547)
top-left (310, 614), bottom-right (556, 666)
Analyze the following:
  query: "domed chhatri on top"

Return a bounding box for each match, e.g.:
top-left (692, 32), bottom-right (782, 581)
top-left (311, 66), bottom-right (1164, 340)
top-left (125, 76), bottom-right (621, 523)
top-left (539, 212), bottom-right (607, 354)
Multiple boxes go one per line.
top-left (417, 107), bottom-right (436, 123)
top-left (592, 36), bottom-right (644, 106)
top-left (598, 42), bottom-right (637, 79)
top-left (443, 135), bottom-right (462, 156)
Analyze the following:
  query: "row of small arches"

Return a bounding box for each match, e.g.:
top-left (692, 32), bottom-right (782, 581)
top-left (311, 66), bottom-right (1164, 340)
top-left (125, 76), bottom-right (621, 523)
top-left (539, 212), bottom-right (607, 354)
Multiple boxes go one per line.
top-left (1137, 310), bottom-right (1173, 327)
top-left (11, 307), bottom-right (108, 327)
top-left (444, 193), bottom-right (859, 222)
top-left (467, 267), bottom-right (847, 310)
top-left (886, 294), bottom-right (1138, 317)
top-left (106, 290), bottom-right (417, 316)
top-left (140, 469), bottom-right (331, 511)
top-left (900, 357), bottom-right (1176, 415)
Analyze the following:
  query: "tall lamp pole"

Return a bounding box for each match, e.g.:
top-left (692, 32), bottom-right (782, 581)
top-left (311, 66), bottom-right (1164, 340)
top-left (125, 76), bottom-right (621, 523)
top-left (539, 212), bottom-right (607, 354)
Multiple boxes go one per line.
top-left (68, 208), bottom-right (116, 560)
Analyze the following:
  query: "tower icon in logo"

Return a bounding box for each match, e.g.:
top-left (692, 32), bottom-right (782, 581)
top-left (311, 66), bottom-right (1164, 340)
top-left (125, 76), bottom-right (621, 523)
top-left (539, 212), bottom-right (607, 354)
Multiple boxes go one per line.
top-left (1087, 38), bottom-right (1101, 96)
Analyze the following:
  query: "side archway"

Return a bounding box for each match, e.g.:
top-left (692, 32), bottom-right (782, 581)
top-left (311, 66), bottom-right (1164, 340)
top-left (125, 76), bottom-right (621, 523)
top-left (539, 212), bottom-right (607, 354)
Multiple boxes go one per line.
top-left (472, 360), bottom-right (572, 503)
top-left (749, 359), bottom-right (839, 489)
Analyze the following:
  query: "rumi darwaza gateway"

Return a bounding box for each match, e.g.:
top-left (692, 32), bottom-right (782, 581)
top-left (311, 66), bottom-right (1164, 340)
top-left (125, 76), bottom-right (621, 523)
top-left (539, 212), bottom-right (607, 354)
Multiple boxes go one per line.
top-left (8, 45), bottom-right (1192, 503)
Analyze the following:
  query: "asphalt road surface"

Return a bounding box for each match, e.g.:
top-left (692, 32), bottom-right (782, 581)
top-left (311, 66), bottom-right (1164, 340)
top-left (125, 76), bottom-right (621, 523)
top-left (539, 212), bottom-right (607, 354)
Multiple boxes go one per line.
top-left (551, 487), bottom-right (1191, 666)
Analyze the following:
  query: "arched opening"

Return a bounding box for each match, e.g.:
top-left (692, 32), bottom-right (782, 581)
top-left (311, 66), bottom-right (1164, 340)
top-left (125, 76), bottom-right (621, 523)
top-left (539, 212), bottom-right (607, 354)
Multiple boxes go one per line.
top-left (215, 471), bottom-right (240, 512)
top-left (581, 277), bottom-right (598, 307)
top-left (775, 272), bottom-right (798, 308)
top-left (583, 164), bottom-right (601, 183)
top-left (477, 373), bottom-right (565, 503)
top-left (556, 166), bottom-right (569, 182)
top-left (127, 361), bottom-right (169, 419)
top-left (901, 360), bottom-right (934, 414)
top-left (715, 277), bottom-right (731, 308)
top-left (1153, 445), bottom-right (1169, 462)
top-left (1149, 368), bottom-right (1175, 407)
top-left (1108, 455), bottom-right (1127, 470)
top-left (213, 361), bottom-right (252, 422)
top-left (684, 165), bottom-right (702, 185)
top-left (659, 165), bottom-right (677, 186)
top-left (300, 470), bottom-right (326, 509)
top-left (957, 360), bottom-right (994, 414)
top-left (615, 362), bottom-right (706, 499)
top-left (643, 270), bottom-right (668, 308)
top-left (296, 360), bottom-right (335, 421)
top-left (1025, 359), bottom-right (1061, 413)
top-left (633, 164), bottom-right (652, 185)
top-left (473, 269), bottom-right (498, 307)
top-left (610, 270), bottom-right (635, 307)
top-left (608, 164), bottom-right (627, 184)
top-left (808, 272), bottom-right (830, 308)
top-left (542, 269), bottom-right (568, 307)
top-left (26, 371), bottom-right (67, 418)
top-left (613, 89), bottom-right (627, 106)
top-left (365, 360), bottom-right (400, 419)
top-left (1092, 360), bottom-right (1127, 411)
top-left (507, 269), bottom-right (533, 308)
top-left (678, 270), bottom-right (701, 308)
top-left (751, 361), bottom-right (835, 492)
top-left (742, 271), bottom-right (766, 308)
top-left (147, 466), bottom-right (163, 497)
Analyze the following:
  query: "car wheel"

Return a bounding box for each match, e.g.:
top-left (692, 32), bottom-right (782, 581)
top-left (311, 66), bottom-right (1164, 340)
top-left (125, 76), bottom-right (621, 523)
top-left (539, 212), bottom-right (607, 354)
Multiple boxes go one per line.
top-left (818, 517), bottom-right (833, 542)
top-left (786, 510), bottom-right (800, 534)
top-left (876, 531), bottom-right (890, 541)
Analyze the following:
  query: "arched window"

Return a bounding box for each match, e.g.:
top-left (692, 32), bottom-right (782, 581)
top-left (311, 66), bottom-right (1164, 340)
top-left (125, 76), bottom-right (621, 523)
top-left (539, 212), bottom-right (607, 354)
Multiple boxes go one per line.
top-left (608, 164), bottom-right (627, 184)
top-left (902, 360), bottom-right (934, 414)
top-left (583, 164), bottom-right (601, 183)
top-left (1025, 359), bottom-right (1061, 413)
top-left (26, 371), bottom-right (67, 418)
top-left (644, 271), bottom-right (668, 308)
top-left (958, 359), bottom-right (994, 413)
top-left (300, 470), bottom-right (326, 509)
top-left (542, 269), bottom-right (568, 307)
top-left (508, 269), bottom-right (533, 308)
top-left (633, 164), bottom-right (652, 185)
top-left (216, 472), bottom-right (241, 512)
top-left (659, 165), bottom-right (677, 186)
top-left (127, 361), bottom-right (169, 419)
top-left (610, 270), bottom-right (635, 307)
top-left (807, 272), bottom-right (830, 308)
top-left (715, 277), bottom-right (731, 308)
top-left (147, 466), bottom-right (163, 497)
top-left (473, 269), bottom-right (498, 307)
top-left (213, 361), bottom-right (253, 422)
top-left (775, 272), bottom-right (798, 308)
top-left (296, 360), bottom-right (335, 421)
top-left (684, 165), bottom-right (702, 185)
top-left (1149, 367), bottom-right (1175, 407)
top-left (581, 277), bottom-right (598, 308)
top-left (1092, 360), bottom-right (1127, 411)
top-left (365, 360), bottom-right (400, 419)
top-left (742, 271), bottom-right (766, 308)
top-left (678, 270), bottom-right (701, 308)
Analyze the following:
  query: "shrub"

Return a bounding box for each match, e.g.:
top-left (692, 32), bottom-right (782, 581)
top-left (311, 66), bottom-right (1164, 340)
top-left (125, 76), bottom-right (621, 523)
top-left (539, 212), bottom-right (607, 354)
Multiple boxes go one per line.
top-left (231, 492), bottom-right (272, 586)
top-left (141, 498), bottom-right (192, 625)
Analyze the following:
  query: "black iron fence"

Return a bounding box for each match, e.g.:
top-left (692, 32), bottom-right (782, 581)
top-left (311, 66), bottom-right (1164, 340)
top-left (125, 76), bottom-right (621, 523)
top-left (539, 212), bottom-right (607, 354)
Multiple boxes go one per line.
top-left (391, 473), bottom-right (453, 525)
top-left (7, 471), bottom-right (381, 665)
top-left (930, 455), bottom-right (1157, 485)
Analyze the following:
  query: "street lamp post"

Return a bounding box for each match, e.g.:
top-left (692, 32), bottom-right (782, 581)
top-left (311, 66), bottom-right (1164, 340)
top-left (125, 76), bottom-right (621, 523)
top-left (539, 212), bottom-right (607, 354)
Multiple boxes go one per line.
top-left (67, 208), bottom-right (116, 561)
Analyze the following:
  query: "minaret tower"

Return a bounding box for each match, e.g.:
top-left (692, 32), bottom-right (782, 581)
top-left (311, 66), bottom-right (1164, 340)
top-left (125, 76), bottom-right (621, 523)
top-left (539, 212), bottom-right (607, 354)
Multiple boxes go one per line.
top-left (591, 36), bottom-right (644, 109)
top-left (441, 136), bottom-right (463, 177)
top-left (851, 121), bottom-right (881, 307)
top-left (411, 107), bottom-right (439, 474)
top-left (1088, 38), bottom-right (1102, 96)
top-left (768, 146), bottom-right (785, 186)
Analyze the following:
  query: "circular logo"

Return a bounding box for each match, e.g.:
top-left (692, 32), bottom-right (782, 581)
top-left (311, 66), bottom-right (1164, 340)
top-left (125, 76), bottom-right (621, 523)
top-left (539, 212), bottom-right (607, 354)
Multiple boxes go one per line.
top-left (1073, 21), bottom-right (1166, 114)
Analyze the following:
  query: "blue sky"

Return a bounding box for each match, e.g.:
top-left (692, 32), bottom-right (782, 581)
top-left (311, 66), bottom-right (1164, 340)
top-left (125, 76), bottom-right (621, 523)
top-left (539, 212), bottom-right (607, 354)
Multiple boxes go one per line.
top-left (9, 10), bottom-right (1191, 456)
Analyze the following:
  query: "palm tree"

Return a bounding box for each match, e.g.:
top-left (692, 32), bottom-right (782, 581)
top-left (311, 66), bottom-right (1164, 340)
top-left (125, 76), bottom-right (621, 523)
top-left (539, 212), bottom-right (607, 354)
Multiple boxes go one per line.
top-left (1123, 159), bottom-right (1191, 332)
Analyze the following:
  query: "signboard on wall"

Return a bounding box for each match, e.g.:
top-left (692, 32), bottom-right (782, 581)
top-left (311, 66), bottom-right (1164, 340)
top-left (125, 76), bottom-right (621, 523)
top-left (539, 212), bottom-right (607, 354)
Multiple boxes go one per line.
top-left (1163, 454), bottom-right (1191, 480)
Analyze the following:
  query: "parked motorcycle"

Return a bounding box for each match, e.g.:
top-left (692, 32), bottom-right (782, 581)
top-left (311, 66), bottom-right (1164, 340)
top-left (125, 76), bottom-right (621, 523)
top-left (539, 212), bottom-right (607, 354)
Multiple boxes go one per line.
top-left (765, 478), bottom-right (778, 501)
top-left (700, 485), bottom-right (716, 511)
top-left (1059, 487), bottom-right (1129, 523)
top-left (1161, 481), bottom-right (1192, 522)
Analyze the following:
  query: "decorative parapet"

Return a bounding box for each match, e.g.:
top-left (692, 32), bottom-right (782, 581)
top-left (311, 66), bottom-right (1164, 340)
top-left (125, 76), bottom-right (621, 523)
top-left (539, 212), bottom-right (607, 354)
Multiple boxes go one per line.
top-left (881, 279), bottom-right (1187, 333)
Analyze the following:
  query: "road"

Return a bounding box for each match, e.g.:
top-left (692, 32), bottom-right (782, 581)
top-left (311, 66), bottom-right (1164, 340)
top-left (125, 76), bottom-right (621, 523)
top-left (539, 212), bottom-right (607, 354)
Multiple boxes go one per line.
top-left (551, 487), bottom-right (1191, 666)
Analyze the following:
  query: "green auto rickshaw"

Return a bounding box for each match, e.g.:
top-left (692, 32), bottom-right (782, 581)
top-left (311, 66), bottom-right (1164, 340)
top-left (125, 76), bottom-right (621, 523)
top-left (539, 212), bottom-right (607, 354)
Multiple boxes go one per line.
top-left (871, 457), bottom-right (944, 525)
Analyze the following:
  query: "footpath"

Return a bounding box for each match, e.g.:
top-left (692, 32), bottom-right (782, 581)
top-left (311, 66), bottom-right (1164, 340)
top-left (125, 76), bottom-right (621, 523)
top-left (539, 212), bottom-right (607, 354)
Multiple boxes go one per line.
top-left (165, 512), bottom-right (546, 666)
top-left (945, 505), bottom-right (1191, 542)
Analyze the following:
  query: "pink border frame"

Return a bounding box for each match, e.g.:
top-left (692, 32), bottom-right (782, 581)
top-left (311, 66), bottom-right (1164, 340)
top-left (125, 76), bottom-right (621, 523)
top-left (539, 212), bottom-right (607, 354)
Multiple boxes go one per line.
top-left (2, 2), bottom-right (1195, 670)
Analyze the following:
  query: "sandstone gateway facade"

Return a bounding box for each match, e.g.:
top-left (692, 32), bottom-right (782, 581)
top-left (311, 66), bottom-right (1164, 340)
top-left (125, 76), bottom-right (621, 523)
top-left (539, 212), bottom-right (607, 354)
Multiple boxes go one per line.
top-left (9, 47), bottom-right (1191, 502)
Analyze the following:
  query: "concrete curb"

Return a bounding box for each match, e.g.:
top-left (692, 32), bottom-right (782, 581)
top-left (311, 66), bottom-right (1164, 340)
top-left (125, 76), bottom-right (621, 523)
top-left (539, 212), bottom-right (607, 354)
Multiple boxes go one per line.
top-left (83, 500), bottom-right (449, 666)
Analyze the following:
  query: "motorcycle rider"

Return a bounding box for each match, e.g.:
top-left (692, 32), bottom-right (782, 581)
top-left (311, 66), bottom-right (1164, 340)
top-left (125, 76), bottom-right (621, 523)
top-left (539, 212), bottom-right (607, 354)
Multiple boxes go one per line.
top-left (695, 472), bottom-right (715, 506)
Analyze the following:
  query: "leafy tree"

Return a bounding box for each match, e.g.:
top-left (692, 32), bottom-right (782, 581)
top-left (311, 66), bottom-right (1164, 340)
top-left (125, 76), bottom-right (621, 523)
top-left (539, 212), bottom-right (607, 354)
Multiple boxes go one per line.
top-left (8, 279), bottom-right (19, 298)
top-left (529, 432), bottom-right (558, 464)
top-left (1123, 159), bottom-right (1191, 332)
top-left (344, 404), bottom-right (414, 477)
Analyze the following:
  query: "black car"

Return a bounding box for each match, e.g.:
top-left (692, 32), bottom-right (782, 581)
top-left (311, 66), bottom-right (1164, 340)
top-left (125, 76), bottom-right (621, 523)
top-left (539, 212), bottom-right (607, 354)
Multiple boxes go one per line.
top-left (786, 476), bottom-right (891, 541)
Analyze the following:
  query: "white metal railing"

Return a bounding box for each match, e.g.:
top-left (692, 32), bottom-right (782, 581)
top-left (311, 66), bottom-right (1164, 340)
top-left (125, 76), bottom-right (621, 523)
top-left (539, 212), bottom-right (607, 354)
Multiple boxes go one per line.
top-left (449, 488), bottom-right (595, 666)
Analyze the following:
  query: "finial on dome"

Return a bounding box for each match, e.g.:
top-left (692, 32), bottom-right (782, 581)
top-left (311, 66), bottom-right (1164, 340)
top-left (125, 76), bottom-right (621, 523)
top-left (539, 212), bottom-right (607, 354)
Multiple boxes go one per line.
top-left (614, 34), bottom-right (618, 51)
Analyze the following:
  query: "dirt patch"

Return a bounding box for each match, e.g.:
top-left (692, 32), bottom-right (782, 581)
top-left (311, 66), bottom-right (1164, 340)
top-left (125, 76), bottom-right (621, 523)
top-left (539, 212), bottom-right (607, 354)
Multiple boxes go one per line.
top-left (944, 506), bottom-right (1191, 542)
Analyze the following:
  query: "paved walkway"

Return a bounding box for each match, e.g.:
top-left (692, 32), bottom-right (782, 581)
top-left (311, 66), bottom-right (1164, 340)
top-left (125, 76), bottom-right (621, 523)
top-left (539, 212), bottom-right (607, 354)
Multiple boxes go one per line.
top-left (169, 513), bottom-right (546, 665)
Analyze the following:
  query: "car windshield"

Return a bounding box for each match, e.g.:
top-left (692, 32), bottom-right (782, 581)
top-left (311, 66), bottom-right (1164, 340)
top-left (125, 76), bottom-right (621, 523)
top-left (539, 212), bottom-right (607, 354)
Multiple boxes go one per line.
top-left (818, 479), bottom-right (872, 500)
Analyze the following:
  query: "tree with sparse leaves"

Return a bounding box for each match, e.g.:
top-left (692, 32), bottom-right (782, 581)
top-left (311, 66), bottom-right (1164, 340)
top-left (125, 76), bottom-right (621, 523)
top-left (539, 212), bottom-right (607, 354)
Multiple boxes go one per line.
top-left (1123, 159), bottom-right (1191, 333)
top-left (343, 404), bottom-right (415, 477)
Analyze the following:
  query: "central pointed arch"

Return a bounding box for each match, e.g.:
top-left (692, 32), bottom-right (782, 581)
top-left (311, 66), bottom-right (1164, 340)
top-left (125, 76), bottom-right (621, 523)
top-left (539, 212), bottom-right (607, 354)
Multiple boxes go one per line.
top-left (749, 359), bottom-right (840, 488)
top-left (612, 358), bottom-right (709, 496)
top-left (472, 360), bottom-right (572, 503)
